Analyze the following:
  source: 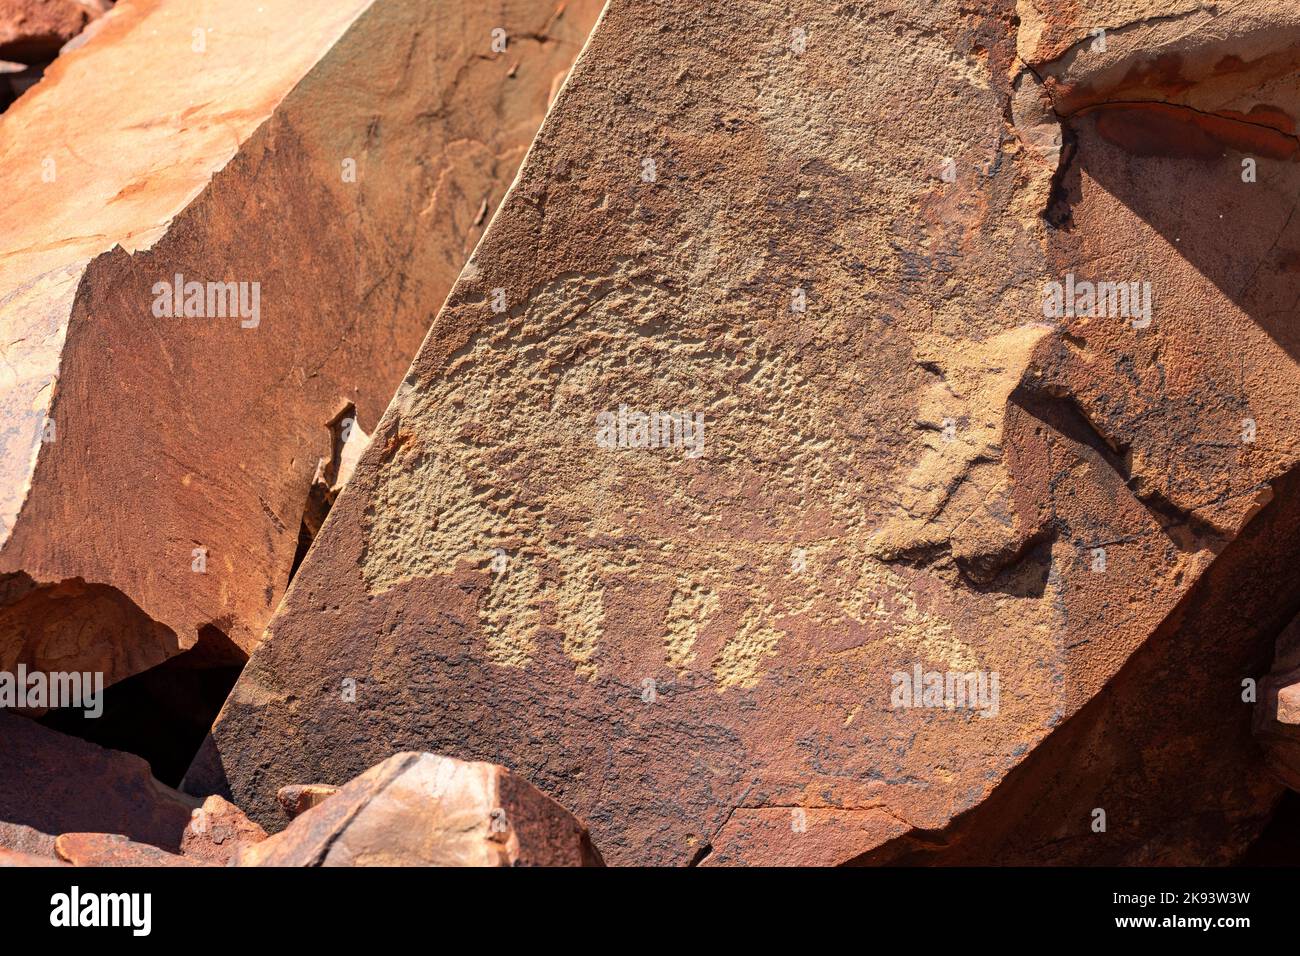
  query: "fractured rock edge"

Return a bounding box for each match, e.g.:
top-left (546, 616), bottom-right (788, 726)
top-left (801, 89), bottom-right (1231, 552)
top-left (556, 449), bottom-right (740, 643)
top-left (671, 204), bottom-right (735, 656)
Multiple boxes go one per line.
top-left (0, 0), bottom-right (608, 689)
top-left (3, 744), bottom-right (602, 867)
top-left (193, 0), bottom-right (1300, 865)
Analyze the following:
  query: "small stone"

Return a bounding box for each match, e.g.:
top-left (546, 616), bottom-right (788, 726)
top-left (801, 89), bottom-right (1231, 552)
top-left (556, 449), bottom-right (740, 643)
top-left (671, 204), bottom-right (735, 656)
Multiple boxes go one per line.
top-left (276, 784), bottom-right (340, 819)
top-left (179, 795), bottom-right (267, 865)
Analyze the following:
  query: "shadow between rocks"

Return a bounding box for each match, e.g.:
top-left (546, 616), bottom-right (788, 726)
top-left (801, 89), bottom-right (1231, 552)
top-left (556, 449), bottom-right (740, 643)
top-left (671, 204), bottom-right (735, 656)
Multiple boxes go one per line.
top-left (848, 463), bottom-right (1300, 866)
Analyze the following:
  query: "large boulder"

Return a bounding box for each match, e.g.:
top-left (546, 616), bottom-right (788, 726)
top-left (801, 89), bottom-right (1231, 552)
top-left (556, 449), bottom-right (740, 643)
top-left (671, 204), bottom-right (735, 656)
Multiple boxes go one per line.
top-left (0, 713), bottom-right (197, 850)
top-left (857, 464), bottom-right (1300, 864)
top-left (192, 0), bottom-right (1300, 864)
top-left (0, 0), bottom-right (605, 690)
top-left (188, 0), bottom-right (1300, 868)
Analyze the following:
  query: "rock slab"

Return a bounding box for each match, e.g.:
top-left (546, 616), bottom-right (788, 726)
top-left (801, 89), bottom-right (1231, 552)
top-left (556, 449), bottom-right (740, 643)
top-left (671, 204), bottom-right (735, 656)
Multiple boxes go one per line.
top-left (236, 753), bottom-right (603, 867)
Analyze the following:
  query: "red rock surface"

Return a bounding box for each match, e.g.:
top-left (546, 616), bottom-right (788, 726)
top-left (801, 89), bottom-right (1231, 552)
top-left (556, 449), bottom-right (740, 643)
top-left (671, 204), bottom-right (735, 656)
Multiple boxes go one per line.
top-left (236, 753), bottom-right (603, 867)
top-left (0, 713), bottom-right (197, 851)
top-left (178, 794), bottom-right (267, 865)
top-left (0, 0), bottom-right (606, 691)
top-left (3, 0), bottom-right (1300, 871)
top-left (192, 0), bottom-right (1300, 866)
top-left (55, 832), bottom-right (211, 867)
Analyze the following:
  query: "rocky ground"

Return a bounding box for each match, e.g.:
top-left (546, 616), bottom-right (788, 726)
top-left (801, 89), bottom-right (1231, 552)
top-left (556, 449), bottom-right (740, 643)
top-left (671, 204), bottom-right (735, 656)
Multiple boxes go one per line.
top-left (0, 0), bottom-right (1298, 867)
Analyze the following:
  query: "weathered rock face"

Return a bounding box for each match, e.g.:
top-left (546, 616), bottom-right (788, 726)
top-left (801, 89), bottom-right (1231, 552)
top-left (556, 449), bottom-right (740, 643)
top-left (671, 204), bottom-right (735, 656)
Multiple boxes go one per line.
top-left (0, 0), bottom-right (605, 690)
top-left (235, 753), bottom-right (603, 867)
top-left (858, 465), bottom-right (1300, 865)
top-left (0, 713), bottom-right (197, 850)
top-left (190, 0), bottom-right (1300, 864)
top-left (1020, 0), bottom-right (1300, 837)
